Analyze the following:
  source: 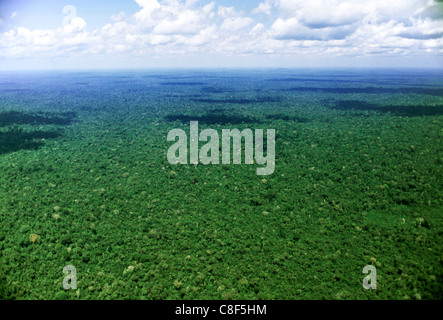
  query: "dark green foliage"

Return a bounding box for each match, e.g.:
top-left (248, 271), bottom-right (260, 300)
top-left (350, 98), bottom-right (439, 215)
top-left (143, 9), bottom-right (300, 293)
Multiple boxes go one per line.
top-left (265, 114), bottom-right (308, 122)
top-left (0, 272), bottom-right (15, 300)
top-left (165, 113), bottom-right (258, 125)
top-left (0, 69), bottom-right (442, 300)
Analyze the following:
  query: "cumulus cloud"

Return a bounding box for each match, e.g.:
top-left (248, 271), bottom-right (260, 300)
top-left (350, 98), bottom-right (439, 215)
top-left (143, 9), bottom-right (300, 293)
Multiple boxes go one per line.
top-left (271, 17), bottom-right (358, 40)
top-left (252, 0), bottom-right (273, 15)
top-left (134, 0), bottom-right (215, 35)
top-left (0, 0), bottom-right (441, 64)
top-left (395, 18), bottom-right (443, 40)
top-left (264, 0), bottom-right (443, 57)
top-left (268, 0), bottom-right (442, 39)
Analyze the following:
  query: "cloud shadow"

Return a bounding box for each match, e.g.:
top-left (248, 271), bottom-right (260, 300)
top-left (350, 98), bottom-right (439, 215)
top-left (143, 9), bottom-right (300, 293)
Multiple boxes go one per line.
top-left (328, 100), bottom-right (443, 117)
top-left (0, 110), bottom-right (76, 155)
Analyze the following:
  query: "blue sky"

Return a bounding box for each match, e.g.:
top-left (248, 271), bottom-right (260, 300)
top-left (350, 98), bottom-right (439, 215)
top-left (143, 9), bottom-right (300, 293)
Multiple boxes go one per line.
top-left (0, 0), bottom-right (442, 69)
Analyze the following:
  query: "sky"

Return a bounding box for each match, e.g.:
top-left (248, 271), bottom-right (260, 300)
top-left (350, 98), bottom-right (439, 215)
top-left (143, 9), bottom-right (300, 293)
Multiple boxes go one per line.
top-left (0, 0), bottom-right (442, 70)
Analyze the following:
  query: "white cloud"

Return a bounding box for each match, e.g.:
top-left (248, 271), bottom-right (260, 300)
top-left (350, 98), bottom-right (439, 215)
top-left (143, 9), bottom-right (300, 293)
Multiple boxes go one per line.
top-left (270, 17), bottom-right (358, 40)
top-left (250, 23), bottom-right (265, 35)
top-left (63, 17), bottom-right (87, 33)
top-left (0, 0), bottom-right (441, 65)
top-left (252, 1), bottom-right (273, 15)
top-left (153, 10), bottom-right (205, 35)
top-left (267, 0), bottom-right (442, 37)
top-left (395, 18), bottom-right (443, 40)
top-left (220, 17), bottom-right (254, 32)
